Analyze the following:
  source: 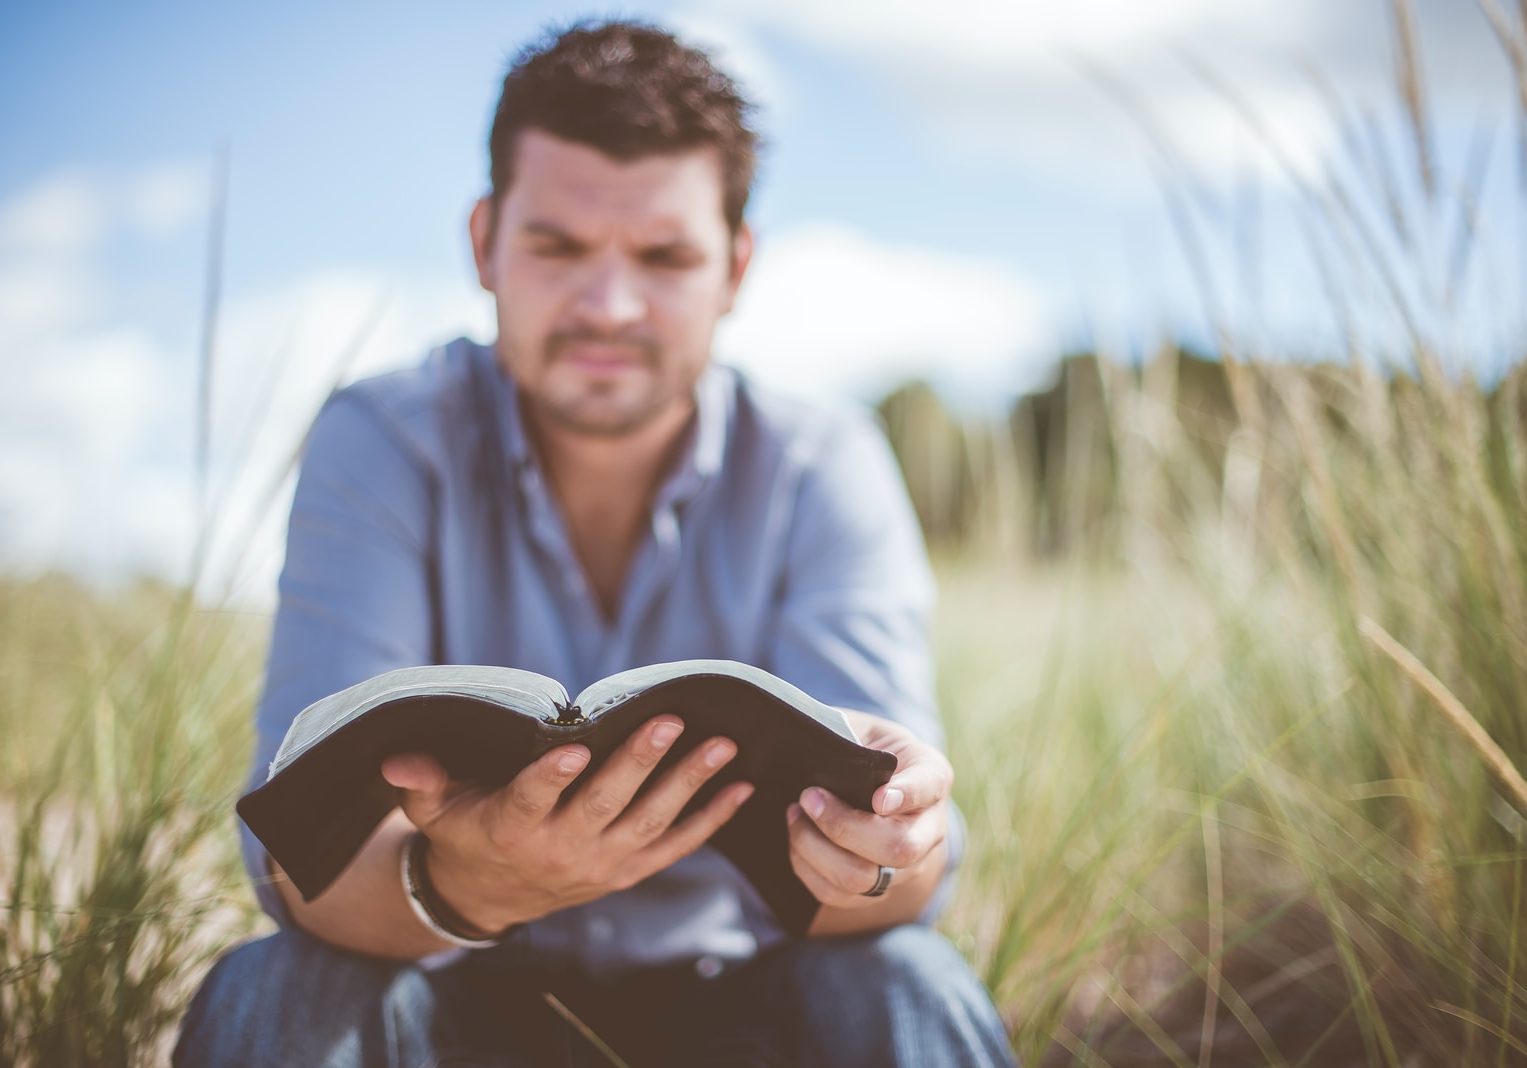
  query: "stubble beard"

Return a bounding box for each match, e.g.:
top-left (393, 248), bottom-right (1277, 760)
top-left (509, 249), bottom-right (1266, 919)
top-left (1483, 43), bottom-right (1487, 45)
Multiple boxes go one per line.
top-left (513, 332), bottom-right (681, 439)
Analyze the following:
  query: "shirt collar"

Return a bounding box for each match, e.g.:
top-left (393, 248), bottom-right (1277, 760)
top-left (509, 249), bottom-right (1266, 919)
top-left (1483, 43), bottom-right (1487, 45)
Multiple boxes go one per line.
top-left (474, 338), bottom-right (728, 508)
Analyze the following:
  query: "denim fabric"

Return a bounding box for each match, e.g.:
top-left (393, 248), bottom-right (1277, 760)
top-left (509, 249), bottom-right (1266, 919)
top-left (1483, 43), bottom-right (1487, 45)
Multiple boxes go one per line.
top-left (173, 925), bottom-right (1017, 1067)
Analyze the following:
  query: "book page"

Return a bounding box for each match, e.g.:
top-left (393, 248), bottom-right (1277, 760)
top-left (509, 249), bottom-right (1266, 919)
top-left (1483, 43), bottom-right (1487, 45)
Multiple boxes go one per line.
top-left (269, 664), bottom-right (568, 777)
top-left (574, 659), bottom-right (860, 741)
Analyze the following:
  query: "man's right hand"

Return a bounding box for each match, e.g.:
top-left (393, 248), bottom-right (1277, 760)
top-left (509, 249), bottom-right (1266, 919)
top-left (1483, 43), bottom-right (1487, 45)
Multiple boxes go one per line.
top-left (379, 716), bottom-right (752, 936)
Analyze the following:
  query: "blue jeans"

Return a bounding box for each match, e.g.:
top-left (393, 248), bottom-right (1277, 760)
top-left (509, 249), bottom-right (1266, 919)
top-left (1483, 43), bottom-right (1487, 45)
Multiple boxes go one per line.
top-left (174, 924), bottom-right (1015, 1067)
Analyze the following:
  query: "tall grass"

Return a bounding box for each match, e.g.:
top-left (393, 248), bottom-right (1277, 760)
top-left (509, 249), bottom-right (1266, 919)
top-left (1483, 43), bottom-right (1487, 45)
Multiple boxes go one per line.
top-left (937, 357), bottom-right (1527, 1064)
top-left (924, 3), bottom-right (1527, 1063)
top-left (0, 578), bottom-right (263, 1065)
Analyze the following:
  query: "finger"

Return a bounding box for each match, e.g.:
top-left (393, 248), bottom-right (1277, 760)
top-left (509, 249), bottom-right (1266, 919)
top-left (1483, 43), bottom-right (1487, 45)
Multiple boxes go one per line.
top-left (606, 736), bottom-right (738, 848)
top-left (381, 751), bottom-right (447, 792)
top-left (560, 716), bottom-right (684, 833)
top-left (489, 743), bottom-right (591, 833)
top-left (631, 780), bottom-right (754, 876)
top-left (871, 747), bottom-right (953, 816)
top-left (786, 802), bottom-right (881, 897)
top-left (787, 814), bottom-right (865, 908)
top-left (381, 752), bottom-right (454, 828)
top-left (799, 787), bottom-right (944, 870)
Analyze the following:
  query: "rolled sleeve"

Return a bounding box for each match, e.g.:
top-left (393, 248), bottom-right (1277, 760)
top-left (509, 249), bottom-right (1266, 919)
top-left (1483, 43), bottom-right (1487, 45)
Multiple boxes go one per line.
top-left (764, 409), bottom-right (963, 918)
top-left (768, 411), bottom-right (940, 743)
top-left (242, 388), bottom-right (438, 924)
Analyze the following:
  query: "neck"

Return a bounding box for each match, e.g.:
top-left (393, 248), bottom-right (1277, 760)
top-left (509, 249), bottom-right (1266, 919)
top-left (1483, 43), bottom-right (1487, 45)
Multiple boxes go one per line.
top-left (522, 396), bottom-right (697, 505)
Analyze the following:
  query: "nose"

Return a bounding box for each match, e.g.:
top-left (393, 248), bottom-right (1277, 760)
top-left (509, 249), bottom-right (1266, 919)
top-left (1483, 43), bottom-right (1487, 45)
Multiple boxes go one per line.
top-left (573, 253), bottom-right (647, 330)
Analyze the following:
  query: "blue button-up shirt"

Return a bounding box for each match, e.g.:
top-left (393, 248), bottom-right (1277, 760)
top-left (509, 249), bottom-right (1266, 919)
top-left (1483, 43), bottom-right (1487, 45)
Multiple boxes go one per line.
top-left (245, 336), bottom-right (955, 976)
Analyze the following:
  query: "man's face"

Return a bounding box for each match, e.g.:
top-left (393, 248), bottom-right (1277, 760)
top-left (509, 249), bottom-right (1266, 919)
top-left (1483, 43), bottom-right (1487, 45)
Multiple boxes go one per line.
top-left (469, 129), bottom-right (752, 438)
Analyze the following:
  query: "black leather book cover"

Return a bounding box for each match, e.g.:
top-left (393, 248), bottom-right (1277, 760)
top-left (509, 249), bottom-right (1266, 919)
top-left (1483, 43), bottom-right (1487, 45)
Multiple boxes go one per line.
top-left (238, 665), bottom-right (898, 936)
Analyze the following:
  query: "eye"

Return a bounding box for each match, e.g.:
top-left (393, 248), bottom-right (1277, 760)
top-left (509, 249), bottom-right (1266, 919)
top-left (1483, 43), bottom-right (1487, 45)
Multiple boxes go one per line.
top-left (641, 246), bottom-right (701, 269)
top-left (531, 241), bottom-right (582, 259)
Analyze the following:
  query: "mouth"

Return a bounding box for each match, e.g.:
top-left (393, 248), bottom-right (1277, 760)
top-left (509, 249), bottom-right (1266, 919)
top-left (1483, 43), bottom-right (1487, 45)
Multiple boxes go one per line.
top-left (555, 340), bottom-right (650, 374)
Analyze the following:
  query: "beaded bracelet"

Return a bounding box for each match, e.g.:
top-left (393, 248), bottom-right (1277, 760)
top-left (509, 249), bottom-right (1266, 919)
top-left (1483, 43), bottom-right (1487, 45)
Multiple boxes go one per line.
top-left (400, 831), bottom-right (521, 949)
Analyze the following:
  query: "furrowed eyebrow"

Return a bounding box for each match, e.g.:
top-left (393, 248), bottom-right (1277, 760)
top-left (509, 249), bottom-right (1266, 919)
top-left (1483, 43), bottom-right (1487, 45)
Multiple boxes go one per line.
top-left (643, 239), bottom-right (697, 256)
top-left (518, 220), bottom-right (701, 260)
top-left (519, 220), bottom-right (586, 245)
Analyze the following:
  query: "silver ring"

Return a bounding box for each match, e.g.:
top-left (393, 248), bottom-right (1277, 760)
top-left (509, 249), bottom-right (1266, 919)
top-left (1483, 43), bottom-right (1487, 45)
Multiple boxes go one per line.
top-left (862, 864), bottom-right (895, 898)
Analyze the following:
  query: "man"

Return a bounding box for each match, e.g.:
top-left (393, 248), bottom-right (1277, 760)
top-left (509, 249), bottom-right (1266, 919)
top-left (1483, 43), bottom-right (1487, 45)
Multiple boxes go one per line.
top-left (176, 19), bottom-right (1013, 1067)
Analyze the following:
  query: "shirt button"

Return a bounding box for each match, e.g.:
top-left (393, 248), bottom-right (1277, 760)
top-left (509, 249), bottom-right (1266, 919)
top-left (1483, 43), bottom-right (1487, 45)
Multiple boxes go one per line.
top-left (695, 955), bottom-right (723, 980)
top-left (654, 510), bottom-right (678, 541)
top-left (588, 916), bottom-right (615, 942)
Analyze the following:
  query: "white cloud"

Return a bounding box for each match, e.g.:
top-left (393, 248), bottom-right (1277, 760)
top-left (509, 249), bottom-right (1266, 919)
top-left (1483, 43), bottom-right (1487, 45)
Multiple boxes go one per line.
top-left (667, 9), bottom-right (792, 119)
top-left (0, 162), bottom-right (208, 351)
top-left (699, 0), bottom-right (1512, 193)
top-left (20, 328), bottom-right (169, 461)
top-left (129, 161), bottom-right (209, 238)
top-left (201, 267), bottom-right (493, 478)
top-left (0, 260), bottom-right (102, 344)
top-left (0, 163), bottom-right (493, 602)
top-left (0, 161), bottom-right (208, 263)
top-left (1137, 81), bottom-right (1337, 185)
top-left (0, 326), bottom-right (192, 581)
top-left (718, 0), bottom-right (1237, 69)
top-left (185, 266), bottom-right (495, 606)
top-left (0, 172), bottom-right (107, 254)
top-left (717, 222), bottom-right (1055, 405)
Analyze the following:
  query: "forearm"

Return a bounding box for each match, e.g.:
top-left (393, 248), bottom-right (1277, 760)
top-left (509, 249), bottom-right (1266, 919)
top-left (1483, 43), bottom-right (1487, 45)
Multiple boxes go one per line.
top-left (271, 809), bottom-right (461, 961)
top-left (806, 838), bottom-right (948, 937)
top-left (271, 725), bottom-right (748, 959)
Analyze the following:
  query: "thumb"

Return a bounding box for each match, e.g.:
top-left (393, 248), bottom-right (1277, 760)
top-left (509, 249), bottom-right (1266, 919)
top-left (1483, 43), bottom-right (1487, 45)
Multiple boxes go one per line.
top-left (872, 744), bottom-right (952, 816)
top-left (381, 751), bottom-right (453, 827)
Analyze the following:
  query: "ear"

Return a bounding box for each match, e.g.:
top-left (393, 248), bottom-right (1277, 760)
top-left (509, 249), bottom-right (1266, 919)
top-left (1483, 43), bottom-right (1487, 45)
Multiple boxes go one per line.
top-left (468, 196), bottom-right (497, 291)
top-left (720, 222), bottom-right (754, 315)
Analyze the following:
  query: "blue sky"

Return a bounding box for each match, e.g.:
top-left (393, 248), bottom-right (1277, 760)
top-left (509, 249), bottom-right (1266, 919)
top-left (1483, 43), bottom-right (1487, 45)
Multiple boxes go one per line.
top-left (2, 0), bottom-right (1521, 597)
top-left (2, 0), bottom-right (1157, 359)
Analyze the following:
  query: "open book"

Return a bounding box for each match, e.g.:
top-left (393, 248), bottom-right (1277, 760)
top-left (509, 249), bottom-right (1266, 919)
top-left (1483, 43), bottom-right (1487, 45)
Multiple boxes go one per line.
top-left (238, 659), bottom-right (898, 935)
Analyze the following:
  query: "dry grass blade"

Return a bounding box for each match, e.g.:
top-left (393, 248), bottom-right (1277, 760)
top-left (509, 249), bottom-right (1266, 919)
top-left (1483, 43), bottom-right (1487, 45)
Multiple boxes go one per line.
top-left (1198, 803), bottom-right (1224, 1068)
top-left (1478, 0), bottom-right (1527, 112)
top-left (1359, 616), bottom-right (1527, 813)
top-left (1071, 53), bottom-right (1264, 433)
top-left (1443, 109), bottom-right (1498, 306)
top-left (1389, 0), bottom-right (1437, 201)
top-left (192, 144), bottom-right (230, 580)
top-left (195, 294), bottom-right (391, 602)
top-left (1182, 50), bottom-right (1440, 382)
top-left (541, 992), bottom-right (632, 1068)
top-left (1432, 1000), bottom-right (1527, 1057)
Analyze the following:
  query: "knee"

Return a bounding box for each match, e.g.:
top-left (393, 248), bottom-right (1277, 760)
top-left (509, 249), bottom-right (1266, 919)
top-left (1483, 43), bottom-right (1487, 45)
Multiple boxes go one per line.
top-left (801, 924), bottom-right (972, 1001)
top-left (785, 926), bottom-right (1015, 1066)
top-left (184, 927), bottom-right (413, 1023)
top-left (174, 929), bottom-right (434, 1068)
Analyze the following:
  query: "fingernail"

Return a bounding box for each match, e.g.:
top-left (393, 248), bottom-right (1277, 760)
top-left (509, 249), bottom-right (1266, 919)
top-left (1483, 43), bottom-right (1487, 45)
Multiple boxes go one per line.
top-left (704, 739), bottom-right (736, 768)
top-left (651, 721), bottom-right (682, 750)
top-left (559, 749), bottom-right (589, 774)
top-left (881, 787), bottom-right (904, 814)
top-left (802, 788), bottom-right (826, 819)
top-left (786, 802), bottom-right (802, 824)
top-left (732, 783), bottom-right (754, 805)
top-left (380, 758), bottom-right (405, 787)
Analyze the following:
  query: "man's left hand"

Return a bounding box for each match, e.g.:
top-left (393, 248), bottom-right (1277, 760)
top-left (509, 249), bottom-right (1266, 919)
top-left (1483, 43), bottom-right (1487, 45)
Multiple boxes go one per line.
top-left (786, 710), bottom-right (952, 912)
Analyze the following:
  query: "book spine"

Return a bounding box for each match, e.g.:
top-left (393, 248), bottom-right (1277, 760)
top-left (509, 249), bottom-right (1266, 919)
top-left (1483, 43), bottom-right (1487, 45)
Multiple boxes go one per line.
top-left (552, 701), bottom-right (587, 725)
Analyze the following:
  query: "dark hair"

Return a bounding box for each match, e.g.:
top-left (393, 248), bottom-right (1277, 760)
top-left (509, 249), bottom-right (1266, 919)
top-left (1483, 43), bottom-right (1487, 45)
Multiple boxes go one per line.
top-left (487, 19), bottom-right (761, 235)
